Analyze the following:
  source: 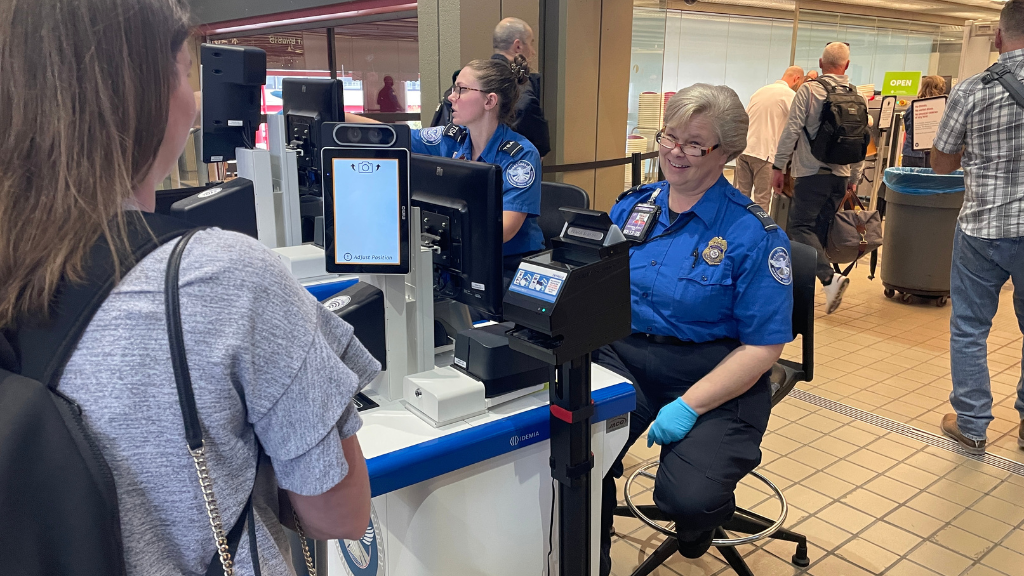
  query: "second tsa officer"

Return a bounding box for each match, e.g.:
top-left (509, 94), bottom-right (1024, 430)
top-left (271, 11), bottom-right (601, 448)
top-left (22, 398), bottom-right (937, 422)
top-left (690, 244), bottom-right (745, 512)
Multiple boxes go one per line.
top-left (412, 55), bottom-right (545, 269)
top-left (596, 84), bottom-right (794, 575)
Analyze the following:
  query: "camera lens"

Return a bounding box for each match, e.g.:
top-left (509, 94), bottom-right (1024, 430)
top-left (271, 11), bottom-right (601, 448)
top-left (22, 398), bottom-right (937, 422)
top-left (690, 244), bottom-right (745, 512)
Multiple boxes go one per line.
top-left (347, 127), bottom-right (362, 143)
top-left (368, 129), bottom-right (382, 144)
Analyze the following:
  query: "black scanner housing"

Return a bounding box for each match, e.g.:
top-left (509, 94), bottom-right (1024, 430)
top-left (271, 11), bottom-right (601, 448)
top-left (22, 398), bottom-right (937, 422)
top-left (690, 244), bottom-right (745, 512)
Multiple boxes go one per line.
top-left (325, 282), bottom-right (387, 370)
top-left (453, 323), bottom-right (549, 398)
top-left (502, 208), bottom-right (632, 364)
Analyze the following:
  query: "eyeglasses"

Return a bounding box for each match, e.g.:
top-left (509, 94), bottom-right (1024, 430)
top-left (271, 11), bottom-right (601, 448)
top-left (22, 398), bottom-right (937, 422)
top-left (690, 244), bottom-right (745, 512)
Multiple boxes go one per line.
top-left (655, 131), bottom-right (720, 157)
top-left (450, 85), bottom-right (487, 100)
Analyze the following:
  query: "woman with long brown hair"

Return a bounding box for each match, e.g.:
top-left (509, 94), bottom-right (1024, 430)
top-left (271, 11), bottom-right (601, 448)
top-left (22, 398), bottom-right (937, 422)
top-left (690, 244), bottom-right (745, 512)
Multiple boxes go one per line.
top-left (1, 0), bottom-right (374, 573)
top-left (902, 75), bottom-right (947, 168)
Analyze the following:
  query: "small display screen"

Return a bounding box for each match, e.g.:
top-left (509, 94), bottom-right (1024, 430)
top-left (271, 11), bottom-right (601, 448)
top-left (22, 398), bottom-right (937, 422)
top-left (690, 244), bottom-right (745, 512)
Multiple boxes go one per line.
top-left (509, 262), bottom-right (568, 304)
top-left (622, 203), bottom-right (658, 240)
top-left (332, 157), bottom-right (402, 266)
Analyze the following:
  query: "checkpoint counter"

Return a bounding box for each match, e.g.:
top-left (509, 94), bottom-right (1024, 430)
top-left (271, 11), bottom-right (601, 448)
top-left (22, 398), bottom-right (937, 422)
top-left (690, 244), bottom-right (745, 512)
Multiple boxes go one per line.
top-left (298, 206), bottom-right (636, 576)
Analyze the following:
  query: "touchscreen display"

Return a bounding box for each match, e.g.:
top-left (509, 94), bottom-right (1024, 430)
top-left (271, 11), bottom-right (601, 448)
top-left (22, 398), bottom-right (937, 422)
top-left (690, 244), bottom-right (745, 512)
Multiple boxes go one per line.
top-left (509, 262), bottom-right (568, 304)
top-left (331, 157), bottom-right (402, 266)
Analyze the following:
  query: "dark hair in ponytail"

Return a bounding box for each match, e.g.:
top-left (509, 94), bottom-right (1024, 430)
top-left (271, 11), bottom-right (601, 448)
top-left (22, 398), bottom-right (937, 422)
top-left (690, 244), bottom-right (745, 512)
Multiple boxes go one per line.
top-left (465, 54), bottom-right (531, 126)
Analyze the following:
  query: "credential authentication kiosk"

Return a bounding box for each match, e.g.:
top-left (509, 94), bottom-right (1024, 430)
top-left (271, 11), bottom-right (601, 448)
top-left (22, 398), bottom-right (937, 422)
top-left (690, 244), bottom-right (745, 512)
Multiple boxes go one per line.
top-left (298, 127), bottom-right (636, 576)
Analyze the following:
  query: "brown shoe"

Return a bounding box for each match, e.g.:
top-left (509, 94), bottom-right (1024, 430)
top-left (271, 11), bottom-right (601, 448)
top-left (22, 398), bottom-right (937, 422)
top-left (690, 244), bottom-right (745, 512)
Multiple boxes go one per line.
top-left (940, 413), bottom-right (986, 455)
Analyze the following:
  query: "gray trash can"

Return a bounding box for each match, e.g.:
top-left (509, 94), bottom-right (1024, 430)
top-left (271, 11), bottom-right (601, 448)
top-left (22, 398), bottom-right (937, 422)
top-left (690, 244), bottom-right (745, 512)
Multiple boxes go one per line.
top-left (879, 168), bottom-right (965, 306)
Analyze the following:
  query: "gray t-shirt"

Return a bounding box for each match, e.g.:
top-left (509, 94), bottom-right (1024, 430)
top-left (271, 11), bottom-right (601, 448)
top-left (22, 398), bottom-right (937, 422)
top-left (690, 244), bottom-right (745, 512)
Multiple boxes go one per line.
top-left (58, 229), bottom-right (379, 576)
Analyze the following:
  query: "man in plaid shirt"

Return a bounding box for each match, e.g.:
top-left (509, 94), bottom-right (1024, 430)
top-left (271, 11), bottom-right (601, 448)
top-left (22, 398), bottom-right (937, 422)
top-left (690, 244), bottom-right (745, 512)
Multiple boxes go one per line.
top-left (932, 0), bottom-right (1024, 455)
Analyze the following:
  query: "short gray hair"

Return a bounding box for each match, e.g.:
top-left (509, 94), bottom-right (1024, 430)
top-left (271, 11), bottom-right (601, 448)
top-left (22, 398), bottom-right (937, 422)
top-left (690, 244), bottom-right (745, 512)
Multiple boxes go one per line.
top-left (663, 84), bottom-right (748, 162)
top-left (493, 17), bottom-right (532, 52)
top-left (1001, 0), bottom-right (1024, 40)
top-left (821, 42), bottom-right (850, 70)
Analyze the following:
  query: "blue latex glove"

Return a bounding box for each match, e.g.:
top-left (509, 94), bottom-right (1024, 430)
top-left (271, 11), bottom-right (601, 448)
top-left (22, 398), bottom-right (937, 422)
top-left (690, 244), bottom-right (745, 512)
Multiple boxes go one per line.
top-left (647, 397), bottom-right (699, 447)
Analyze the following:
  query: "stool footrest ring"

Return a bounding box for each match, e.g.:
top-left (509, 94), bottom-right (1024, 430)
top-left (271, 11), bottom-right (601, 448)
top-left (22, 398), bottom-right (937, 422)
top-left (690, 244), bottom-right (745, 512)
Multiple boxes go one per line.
top-left (622, 463), bottom-right (788, 546)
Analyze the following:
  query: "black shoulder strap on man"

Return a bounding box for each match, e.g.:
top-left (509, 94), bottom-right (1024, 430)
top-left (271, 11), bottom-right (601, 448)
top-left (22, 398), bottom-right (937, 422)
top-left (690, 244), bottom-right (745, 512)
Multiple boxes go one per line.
top-left (0, 212), bottom-right (255, 576)
top-left (981, 62), bottom-right (1024, 108)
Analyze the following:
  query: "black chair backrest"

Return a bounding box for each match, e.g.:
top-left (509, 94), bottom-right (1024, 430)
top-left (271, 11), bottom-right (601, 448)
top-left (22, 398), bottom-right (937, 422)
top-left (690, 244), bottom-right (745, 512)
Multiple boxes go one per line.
top-left (538, 182), bottom-right (590, 248)
top-left (789, 241), bottom-right (816, 381)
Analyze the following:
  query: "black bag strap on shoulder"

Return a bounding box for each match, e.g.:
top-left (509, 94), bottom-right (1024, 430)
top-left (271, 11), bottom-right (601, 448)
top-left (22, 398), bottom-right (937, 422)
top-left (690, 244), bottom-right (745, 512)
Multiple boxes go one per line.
top-left (164, 229), bottom-right (260, 576)
top-left (0, 211), bottom-right (196, 576)
top-left (981, 62), bottom-right (1024, 108)
top-left (13, 212), bottom-right (196, 386)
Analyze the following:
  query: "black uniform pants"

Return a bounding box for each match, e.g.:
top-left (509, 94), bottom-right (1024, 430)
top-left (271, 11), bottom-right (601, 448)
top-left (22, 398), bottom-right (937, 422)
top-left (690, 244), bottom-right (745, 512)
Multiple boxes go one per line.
top-left (594, 334), bottom-right (771, 569)
top-left (788, 173), bottom-right (849, 284)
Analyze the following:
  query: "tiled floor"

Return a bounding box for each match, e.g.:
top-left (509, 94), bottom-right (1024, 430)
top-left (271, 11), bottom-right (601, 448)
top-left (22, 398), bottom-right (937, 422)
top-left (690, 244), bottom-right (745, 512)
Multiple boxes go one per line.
top-left (609, 265), bottom-right (1024, 575)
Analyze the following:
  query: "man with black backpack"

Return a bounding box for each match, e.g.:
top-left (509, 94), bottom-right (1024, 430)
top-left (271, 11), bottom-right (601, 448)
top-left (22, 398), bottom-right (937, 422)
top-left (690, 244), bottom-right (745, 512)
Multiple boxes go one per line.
top-left (931, 0), bottom-right (1024, 457)
top-left (770, 42), bottom-right (870, 314)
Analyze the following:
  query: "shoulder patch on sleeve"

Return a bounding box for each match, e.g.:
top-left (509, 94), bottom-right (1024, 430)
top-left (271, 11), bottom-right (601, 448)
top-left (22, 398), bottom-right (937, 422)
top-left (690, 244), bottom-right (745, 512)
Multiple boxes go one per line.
top-left (499, 140), bottom-right (525, 157)
top-left (745, 202), bottom-right (779, 232)
top-left (505, 160), bottom-right (536, 188)
top-left (443, 123), bottom-right (467, 143)
top-left (421, 126), bottom-right (444, 145)
top-left (768, 247), bottom-right (792, 285)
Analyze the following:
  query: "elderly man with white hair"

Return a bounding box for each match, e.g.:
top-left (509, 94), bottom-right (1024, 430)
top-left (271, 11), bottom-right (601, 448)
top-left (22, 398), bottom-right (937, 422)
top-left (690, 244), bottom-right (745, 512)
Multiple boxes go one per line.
top-left (770, 42), bottom-right (867, 314)
top-left (735, 65), bottom-right (805, 211)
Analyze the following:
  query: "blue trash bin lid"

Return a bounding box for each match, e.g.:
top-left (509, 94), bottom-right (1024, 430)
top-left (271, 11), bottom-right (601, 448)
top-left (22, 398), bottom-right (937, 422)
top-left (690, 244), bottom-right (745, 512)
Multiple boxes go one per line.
top-left (883, 167), bottom-right (965, 195)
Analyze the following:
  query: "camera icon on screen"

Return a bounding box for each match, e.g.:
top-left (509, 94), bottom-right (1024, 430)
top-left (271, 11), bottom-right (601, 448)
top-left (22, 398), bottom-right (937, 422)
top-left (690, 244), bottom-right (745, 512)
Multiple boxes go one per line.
top-left (357, 162), bottom-right (373, 173)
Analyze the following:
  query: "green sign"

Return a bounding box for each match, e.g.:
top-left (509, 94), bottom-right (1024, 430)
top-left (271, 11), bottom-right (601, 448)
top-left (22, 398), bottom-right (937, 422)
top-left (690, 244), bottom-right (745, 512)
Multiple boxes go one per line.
top-left (881, 71), bottom-right (922, 96)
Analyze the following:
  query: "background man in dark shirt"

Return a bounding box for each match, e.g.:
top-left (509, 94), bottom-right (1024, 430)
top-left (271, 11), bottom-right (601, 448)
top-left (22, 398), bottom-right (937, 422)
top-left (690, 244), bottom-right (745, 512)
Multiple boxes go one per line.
top-left (431, 17), bottom-right (551, 157)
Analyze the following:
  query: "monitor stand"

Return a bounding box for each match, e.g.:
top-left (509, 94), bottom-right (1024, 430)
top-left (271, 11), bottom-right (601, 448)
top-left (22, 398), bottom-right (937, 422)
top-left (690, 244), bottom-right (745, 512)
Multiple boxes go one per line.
top-left (433, 300), bottom-right (473, 351)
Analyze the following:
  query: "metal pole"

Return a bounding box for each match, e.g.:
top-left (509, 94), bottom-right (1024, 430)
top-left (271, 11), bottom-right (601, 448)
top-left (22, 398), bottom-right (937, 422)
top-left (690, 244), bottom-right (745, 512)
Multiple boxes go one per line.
top-left (790, 0), bottom-right (801, 67)
top-left (631, 152), bottom-right (643, 187)
top-left (550, 355), bottom-right (593, 576)
top-left (327, 28), bottom-right (337, 80)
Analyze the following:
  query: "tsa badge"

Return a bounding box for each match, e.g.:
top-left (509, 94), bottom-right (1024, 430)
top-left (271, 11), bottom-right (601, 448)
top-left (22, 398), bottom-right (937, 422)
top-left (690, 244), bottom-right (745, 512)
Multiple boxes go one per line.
top-left (702, 237), bottom-right (728, 265)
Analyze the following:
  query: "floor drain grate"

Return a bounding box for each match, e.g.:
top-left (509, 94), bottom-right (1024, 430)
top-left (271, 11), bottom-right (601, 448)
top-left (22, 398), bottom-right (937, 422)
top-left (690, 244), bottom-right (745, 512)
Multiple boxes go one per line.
top-left (788, 388), bottom-right (1024, 478)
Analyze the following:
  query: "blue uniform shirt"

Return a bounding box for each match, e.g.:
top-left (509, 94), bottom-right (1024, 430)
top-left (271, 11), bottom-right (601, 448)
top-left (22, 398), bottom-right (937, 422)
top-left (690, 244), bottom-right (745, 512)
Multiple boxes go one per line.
top-left (610, 176), bottom-right (794, 346)
top-left (411, 123), bottom-right (545, 256)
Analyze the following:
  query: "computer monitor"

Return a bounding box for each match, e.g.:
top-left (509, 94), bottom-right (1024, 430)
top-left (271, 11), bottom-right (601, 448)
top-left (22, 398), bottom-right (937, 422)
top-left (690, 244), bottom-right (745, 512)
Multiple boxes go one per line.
top-left (410, 155), bottom-right (505, 318)
top-left (283, 78), bottom-right (345, 191)
top-left (162, 178), bottom-right (259, 238)
top-left (200, 44), bottom-right (266, 163)
top-left (321, 147), bottom-right (411, 275)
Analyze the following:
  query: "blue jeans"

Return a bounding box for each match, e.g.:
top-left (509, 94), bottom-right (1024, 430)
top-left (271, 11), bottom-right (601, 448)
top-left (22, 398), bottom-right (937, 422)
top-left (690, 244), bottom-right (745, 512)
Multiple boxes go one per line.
top-left (949, 225), bottom-right (1024, 441)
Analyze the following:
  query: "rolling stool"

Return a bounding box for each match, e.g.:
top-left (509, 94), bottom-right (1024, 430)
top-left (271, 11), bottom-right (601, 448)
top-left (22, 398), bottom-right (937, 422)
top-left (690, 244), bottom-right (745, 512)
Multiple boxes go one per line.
top-left (612, 242), bottom-right (818, 575)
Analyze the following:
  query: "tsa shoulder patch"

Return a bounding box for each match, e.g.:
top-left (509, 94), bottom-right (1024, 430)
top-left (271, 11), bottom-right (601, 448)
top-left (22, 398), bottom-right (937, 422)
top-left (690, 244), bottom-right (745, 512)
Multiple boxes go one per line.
top-left (421, 126), bottom-right (444, 145)
top-left (768, 247), bottom-right (792, 286)
top-left (506, 160), bottom-right (536, 188)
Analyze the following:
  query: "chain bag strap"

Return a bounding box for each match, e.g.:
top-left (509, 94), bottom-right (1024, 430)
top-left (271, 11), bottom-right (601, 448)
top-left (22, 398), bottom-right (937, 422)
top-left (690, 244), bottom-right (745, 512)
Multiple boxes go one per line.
top-left (165, 229), bottom-right (316, 576)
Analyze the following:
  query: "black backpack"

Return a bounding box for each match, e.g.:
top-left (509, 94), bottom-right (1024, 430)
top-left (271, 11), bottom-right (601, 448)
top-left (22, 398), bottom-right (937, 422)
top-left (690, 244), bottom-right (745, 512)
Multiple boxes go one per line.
top-left (804, 78), bottom-right (870, 166)
top-left (0, 213), bottom-right (253, 575)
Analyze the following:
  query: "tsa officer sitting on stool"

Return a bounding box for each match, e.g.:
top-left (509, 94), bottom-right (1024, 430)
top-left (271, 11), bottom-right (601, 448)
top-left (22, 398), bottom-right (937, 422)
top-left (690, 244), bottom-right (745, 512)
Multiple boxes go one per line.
top-left (595, 84), bottom-right (794, 576)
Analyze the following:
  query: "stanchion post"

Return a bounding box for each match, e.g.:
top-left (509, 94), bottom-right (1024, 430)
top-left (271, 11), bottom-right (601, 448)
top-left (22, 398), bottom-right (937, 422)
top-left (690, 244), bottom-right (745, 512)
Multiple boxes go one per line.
top-left (631, 152), bottom-right (642, 187)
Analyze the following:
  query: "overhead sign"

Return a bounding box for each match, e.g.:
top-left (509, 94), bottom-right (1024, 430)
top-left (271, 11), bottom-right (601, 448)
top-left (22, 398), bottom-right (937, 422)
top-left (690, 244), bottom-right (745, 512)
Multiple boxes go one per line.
top-left (911, 96), bottom-right (947, 151)
top-left (882, 71), bottom-right (922, 96)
